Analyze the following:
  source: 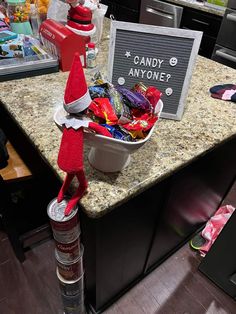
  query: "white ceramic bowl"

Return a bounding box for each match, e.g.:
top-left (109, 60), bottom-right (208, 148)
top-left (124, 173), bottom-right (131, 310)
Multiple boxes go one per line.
top-left (54, 100), bottom-right (163, 172)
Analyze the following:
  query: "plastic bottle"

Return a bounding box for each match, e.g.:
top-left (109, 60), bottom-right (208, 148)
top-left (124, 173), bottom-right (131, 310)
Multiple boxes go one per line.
top-left (86, 42), bottom-right (96, 68)
top-left (30, 4), bottom-right (40, 38)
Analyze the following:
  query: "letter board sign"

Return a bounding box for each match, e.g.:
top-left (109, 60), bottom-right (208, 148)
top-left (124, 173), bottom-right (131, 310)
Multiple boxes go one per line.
top-left (108, 21), bottom-right (202, 120)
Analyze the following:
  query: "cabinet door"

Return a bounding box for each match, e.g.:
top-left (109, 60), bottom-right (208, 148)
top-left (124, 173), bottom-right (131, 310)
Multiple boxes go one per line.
top-left (101, 0), bottom-right (141, 10)
top-left (181, 7), bottom-right (222, 37)
top-left (145, 137), bottom-right (236, 272)
top-left (180, 7), bottom-right (222, 58)
top-left (198, 34), bottom-right (217, 58)
top-left (81, 179), bottom-right (166, 311)
top-left (139, 0), bottom-right (183, 28)
top-left (212, 44), bottom-right (236, 69)
top-left (101, 1), bottom-right (140, 22)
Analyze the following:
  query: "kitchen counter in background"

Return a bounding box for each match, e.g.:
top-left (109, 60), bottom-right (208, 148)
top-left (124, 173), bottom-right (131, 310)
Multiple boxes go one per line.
top-left (166, 0), bottom-right (226, 16)
top-left (101, 0), bottom-right (225, 22)
top-left (0, 20), bottom-right (236, 219)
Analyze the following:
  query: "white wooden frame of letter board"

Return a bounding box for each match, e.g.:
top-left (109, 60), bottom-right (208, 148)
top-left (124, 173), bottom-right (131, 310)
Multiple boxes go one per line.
top-left (107, 21), bottom-right (203, 120)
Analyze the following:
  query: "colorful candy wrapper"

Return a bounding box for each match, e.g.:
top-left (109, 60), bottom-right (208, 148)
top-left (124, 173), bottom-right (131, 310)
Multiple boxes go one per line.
top-left (89, 98), bottom-right (118, 125)
top-left (128, 130), bottom-right (147, 139)
top-left (101, 124), bottom-right (133, 141)
top-left (86, 110), bottom-right (104, 124)
top-left (108, 85), bottom-right (133, 124)
top-left (108, 85), bottom-right (124, 117)
top-left (89, 83), bottom-right (110, 99)
top-left (122, 113), bottom-right (158, 132)
top-left (117, 87), bottom-right (150, 111)
top-left (118, 103), bottom-right (133, 124)
top-left (91, 71), bottom-right (106, 85)
top-left (145, 86), bottom-right (162, 113)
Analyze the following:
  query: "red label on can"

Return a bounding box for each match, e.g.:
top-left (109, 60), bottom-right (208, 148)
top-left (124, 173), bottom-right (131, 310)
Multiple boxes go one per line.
top-left (50, 216), bottom-right (78, 232)
top-left (56, 246), bottom-right (84, 282)
top-left (47, 198), bottom-right (80, 243)
top-left (55, 238), bottom-right (81, 262)
top-left (57, 258), bottom-right (83, 281)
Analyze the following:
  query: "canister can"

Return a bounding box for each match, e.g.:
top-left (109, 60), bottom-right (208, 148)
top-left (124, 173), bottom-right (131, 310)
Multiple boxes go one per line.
top-left (57, 268), bottom-right (84, 297)
top-left (55, 237), bottom-right (81, 262)
top-left (47, 198), bottom-right (80, 243)
top-left (61, 292), bottom-right (85, 314)
top-left (56, 245), bottom-right (84, 281)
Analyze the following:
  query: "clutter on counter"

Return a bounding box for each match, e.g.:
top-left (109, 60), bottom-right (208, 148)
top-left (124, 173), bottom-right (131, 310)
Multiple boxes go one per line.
top-left (7, 0), bottom-right (33, 35)
top-left (39, 19), bottom-right (86, 71)
top-left (0, 0), bottom-right (106, 74)
top-left (0, 32), bottom-right (42, 58)
top-left (0, 30), bottom-right (58, 81)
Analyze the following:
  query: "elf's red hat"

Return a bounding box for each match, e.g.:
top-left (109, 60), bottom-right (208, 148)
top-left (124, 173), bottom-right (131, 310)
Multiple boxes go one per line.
top-left (66, 4), bottom-right (96, 37)
top-left (63, 52), bottom-right (92, 114)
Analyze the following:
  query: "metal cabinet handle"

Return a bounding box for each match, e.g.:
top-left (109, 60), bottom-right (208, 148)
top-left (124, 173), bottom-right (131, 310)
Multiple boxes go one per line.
top-left (146, 7), bottom-right (173, 20)
top-left (226, 13), bottom-right (236, 22)
top-left (215, 49), bottom-right (236, 63)
top-left (192, 18), bottom-right (210, 26)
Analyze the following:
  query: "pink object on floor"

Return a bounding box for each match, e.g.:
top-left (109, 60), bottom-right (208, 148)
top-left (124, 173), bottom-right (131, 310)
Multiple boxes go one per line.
top-left (200, 205), bottom-right (235, 257)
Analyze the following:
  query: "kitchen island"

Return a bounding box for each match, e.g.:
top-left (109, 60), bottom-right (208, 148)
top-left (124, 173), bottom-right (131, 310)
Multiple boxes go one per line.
top-left (1, 20), bottom-right (236, 312)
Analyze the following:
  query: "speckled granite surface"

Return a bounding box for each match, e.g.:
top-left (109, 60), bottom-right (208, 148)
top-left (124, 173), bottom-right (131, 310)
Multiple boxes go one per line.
top-left (0, 21), bottom-right (236, 218)
top-left (166, 0), bottom-right (225, 16)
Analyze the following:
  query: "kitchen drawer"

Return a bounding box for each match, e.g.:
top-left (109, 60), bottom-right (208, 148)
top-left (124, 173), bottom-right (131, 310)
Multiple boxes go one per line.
top-left (139, 0), bottom-right (183, 28)
top-left (182, 24), bottom-right (216, 58)
top-left (181, 7), bottom-right (222, 38)
top-left (212, 44), bottom-right (236, 69)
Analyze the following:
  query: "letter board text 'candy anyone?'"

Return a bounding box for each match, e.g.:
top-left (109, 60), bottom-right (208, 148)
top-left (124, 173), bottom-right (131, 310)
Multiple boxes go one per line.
top-left (108, 21), bottom-right (202, 120)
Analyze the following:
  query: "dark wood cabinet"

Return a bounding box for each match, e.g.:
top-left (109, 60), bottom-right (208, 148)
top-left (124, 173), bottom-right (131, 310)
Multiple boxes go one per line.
top-left (80, 180), bottom-right (166, 311)
top-left (80, 136), bottom-right (236, 313)
top-left (181, 7), bottom-right (222, 37)
top-left (180, 7), bottom-right (222, 58)
top-left (0, 103), bottom-right (62, 248)
top-left (145, 136), bottom-right (236, 272)
top-left (101, 0), bottom-right (141, 22)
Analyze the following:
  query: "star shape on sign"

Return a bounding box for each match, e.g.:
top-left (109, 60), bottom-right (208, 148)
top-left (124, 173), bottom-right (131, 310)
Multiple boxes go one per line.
top-left (125, 51), bottom-right (131, 58)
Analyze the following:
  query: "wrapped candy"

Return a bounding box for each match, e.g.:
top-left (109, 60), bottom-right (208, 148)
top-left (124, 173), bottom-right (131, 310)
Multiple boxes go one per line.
top-left (117, 86), bottom-right (151, 111)
top-left (89, 98), bottom-right (118, 125)
top-left (101, 124), bottom-right (133, 141)
top-left (89, 84), bottom-right (109, 99)
top-left (108, 85), bottom-right (132, 124)
top-left (145, 86), bottom-right (162, 113)
top-left (85, 81), bottom-right (163, 141)
top-left (108, 84), bottom-right (123, 116)
top-left (122, 113), bottom-right (158, 133)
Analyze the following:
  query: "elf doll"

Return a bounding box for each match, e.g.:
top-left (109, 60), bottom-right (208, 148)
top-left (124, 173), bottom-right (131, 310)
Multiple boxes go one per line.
top-left (57, 52), bottom-right (111, 216)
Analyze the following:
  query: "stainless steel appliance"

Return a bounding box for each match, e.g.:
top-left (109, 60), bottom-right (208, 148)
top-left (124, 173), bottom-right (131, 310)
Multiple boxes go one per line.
top-left (139, 0), bottom-right (183, 28)
top-left (212, 0), bottom-right (236, 68)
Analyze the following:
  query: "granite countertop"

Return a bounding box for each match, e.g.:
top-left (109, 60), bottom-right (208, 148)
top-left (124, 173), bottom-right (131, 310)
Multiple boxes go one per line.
top-left (0, 21), bottom-right (236, 218)
top-left (166, 0), bottom-right (226, 16)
